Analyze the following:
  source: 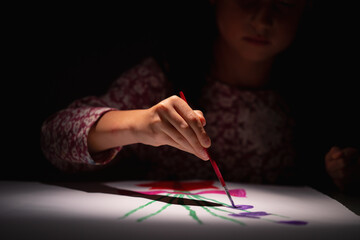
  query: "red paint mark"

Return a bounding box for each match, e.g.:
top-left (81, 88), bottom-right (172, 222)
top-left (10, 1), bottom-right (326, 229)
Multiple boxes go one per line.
top-left (137, 181), bottom-right (218, 191)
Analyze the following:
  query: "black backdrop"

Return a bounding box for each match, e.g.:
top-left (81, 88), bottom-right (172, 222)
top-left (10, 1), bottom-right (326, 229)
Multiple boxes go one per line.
top-left (3, 1), bottom-right (359, 184)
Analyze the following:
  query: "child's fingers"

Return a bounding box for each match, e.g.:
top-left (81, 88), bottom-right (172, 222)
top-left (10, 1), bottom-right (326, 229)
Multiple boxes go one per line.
top-left (194, 110), bottom-right (206, 126)
top-left (158, 118), bottom-right (206, 160)
top-left (327, 160), bottom-right (346, 190)
top-left (158, 118), bottom-right (192, 148)
top-left (330, 168), bottom-right (345, 180)
top-left (151, 95), bottom-right (210, 160)
top-left (326, 146), bottom-right (358, 165)
top-left (166, 138), bottom-right (207, 160)
top-left (325, 146), bottom-right (360, 190)
top-left (326, 157), bottom-right (355, 180)
top-left (326, 157), bottom-right (345, 177)
top-left (330, 146), bottom-right (343, 159)
top-left (164, 107), bottom-right (209, 160)
top-left (173, 98), bottom-right (211, 149)
top-left (160, 132), bottom-right (196, 157)
top-left (325, 146), bottom-right (338, 163)
top-left (342, 148), bottom-right (359, 163)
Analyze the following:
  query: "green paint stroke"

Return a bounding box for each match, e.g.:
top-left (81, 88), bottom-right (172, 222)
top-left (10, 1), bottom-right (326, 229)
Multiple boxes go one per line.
top-left (178, 194), bottom-right (203, 224)
top-left (187, 195), bottom-right (246, 226)
top-left (191, 194), bottom-right (251, 213)
top-left (137, 194), bottom-right (179, 222)
top-left (210, 206), bottom-right (237, 214)
top-left (119, 188), bottom-right (291, 225)
top-left (191, 194), bottom-right (231, 207)
top-left (118, 194), bottom-right (170, 220)
top-left (193, 194), bottom-right (255, 214)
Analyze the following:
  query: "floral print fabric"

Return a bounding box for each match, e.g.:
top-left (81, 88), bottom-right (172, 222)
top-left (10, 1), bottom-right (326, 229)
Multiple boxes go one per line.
top-left (41, 58), bottom-right (295, 183)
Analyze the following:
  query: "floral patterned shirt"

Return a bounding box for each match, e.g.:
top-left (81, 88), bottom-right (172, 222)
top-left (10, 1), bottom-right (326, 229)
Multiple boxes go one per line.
top-left (41, 58), bottom-right (296, 183)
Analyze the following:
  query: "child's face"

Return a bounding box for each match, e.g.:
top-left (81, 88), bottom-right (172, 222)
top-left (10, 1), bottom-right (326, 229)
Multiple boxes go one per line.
top-left (214, 0), bottom-right (307, 62)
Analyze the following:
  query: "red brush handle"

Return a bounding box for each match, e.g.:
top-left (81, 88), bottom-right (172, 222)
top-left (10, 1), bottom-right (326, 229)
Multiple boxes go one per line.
top-left (208, 155), bottom-right (226, 187)
top-left (179, 91), bottom-right (226, 187)
top-left (179, 91), bottom-right (187, 103)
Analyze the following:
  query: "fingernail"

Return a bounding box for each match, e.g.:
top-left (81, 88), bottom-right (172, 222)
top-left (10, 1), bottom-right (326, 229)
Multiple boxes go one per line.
top-left (201, 149), bottom-right (209, 160)
top-left (205, 137), bottom-right (211, 144)
top-left (201, 118), bottom-right (206, 126)
top-left (202, 135), bottom-right (211, 147)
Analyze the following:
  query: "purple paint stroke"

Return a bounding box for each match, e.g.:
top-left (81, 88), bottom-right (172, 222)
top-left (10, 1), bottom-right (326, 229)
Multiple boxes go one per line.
top-left (277, 221), bottom-right (308, 225)
top-left (229, 211), bottom-right (271, 219)
top-left (228, 205), bottom-right (254, 210)
top-left (137, 189), bottom-right (246, 197)
top-left (230, 212), bottom-right (308, 226)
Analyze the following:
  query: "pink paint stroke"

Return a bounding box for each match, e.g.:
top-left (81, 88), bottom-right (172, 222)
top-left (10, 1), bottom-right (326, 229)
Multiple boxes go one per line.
top-left (137, 189), bottom-right (246, 197)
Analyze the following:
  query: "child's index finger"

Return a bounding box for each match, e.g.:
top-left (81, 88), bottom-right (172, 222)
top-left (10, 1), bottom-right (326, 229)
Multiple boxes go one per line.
top-left (178, 92), bottom-right (211, 149)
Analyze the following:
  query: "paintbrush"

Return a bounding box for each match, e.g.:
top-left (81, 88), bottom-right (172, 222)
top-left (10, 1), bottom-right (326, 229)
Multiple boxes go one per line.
top-left (179, 91), bottom-right (237, 208)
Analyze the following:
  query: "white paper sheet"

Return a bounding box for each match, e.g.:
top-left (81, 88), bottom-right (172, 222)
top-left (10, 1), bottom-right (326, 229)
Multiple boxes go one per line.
top-left (0, 180), bottom-right (359, 240)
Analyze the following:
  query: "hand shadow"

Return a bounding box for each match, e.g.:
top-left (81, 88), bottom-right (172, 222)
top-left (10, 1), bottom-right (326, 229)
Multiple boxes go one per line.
top-left (43, 181), bottom-right (222, 207)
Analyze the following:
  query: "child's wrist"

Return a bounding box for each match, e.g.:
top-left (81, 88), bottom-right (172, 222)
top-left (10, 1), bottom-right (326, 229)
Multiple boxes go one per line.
top-left (129, 109), bottom-right (154, 146)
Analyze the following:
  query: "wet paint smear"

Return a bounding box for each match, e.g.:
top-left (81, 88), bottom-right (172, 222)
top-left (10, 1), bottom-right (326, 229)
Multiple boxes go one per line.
top-left (230, 212), bottom-right (308, 226)
top-left (230, 211), bottom-right (271, 219)
top-left (187, 195), bottom-right (246, 226)
top-left (228, 205), bottom-right (254, 210)
top-left (120, 181), bottom-right (308, 226)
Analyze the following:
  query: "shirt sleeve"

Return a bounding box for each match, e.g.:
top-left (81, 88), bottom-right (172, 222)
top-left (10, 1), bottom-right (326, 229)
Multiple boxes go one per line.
top-left (40, 57), bottom-right (169, 172)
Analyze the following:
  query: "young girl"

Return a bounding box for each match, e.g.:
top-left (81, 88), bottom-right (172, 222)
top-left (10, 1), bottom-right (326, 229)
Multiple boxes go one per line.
top-left (41, 0), bottom-right (359, 191)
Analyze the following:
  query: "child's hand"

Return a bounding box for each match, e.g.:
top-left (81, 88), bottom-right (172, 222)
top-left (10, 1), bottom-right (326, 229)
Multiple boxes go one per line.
top-left (325, 146), bottom-right (360, 191)
top-left (139, 95), bottom-right (211, 160)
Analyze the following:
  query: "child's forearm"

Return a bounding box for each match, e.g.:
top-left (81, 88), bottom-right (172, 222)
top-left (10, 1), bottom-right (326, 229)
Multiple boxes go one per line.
top-left (87, 109), bottom-right (147, 154)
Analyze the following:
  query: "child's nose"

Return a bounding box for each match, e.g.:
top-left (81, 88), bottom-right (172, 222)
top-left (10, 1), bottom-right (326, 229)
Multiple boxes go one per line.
top-left (250, 3), bottom-right (274, 31)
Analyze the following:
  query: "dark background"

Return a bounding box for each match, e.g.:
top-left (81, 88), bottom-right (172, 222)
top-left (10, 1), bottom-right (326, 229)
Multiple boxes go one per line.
top-left (3, 1), bottom-right (359, 187)
top-left (4, 1), bottom-right (213, 181)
